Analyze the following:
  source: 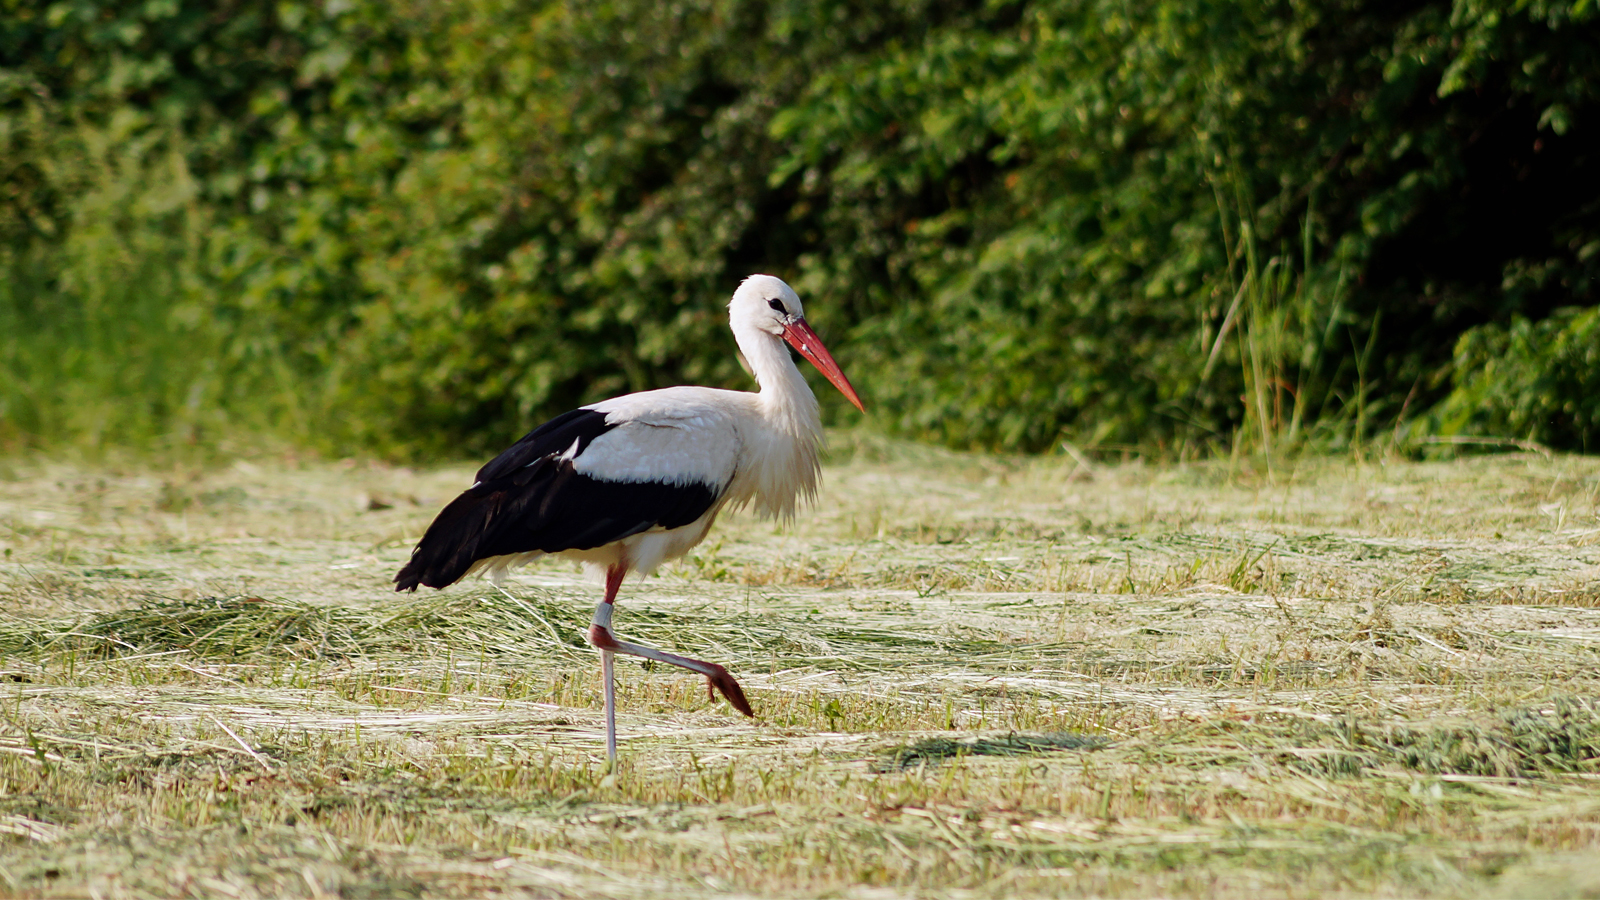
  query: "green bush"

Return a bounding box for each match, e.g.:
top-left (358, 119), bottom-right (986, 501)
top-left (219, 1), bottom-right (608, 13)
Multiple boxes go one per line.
top-left (1434, 307), bottom-right (1600, 452)
top-left (2, 0), bottom-right (1597, 457)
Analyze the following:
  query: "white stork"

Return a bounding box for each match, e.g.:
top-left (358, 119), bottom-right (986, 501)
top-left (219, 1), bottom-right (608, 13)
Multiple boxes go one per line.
top-left (395, 274), bottom-right (863, 760)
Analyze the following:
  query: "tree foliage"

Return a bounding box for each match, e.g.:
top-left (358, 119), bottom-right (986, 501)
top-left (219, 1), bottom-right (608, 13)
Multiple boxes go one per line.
top-left (2, 0), bottom-right (1596, 456)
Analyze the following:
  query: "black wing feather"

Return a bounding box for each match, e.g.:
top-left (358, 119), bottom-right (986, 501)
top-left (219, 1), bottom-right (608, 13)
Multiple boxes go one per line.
top-left (394, 409), bottom-right (720, 591)
top-left (475, 408), bottom-right (613, 483)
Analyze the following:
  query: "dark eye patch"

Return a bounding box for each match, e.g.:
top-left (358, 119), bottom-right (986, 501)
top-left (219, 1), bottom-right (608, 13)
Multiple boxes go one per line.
top-left (767, 298), bottom-right (787, 313)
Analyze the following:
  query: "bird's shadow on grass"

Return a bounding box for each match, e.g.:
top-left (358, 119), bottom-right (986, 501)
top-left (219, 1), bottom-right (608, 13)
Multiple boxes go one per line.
top-left (871, 731), bottom-right (1110, 772)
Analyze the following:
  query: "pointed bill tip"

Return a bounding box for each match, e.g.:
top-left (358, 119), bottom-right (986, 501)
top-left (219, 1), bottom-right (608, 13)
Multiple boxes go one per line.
top-left (783, 318), bottom-right (865, 413)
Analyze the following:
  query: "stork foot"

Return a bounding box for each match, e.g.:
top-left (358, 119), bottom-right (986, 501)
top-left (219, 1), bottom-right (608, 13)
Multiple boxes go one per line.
top-left (705, 665), bottom-right (754, 718)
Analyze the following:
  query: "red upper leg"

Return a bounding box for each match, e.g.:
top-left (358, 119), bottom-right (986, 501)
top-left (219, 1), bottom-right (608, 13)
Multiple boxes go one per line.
top-left (604, 564), bottom-right (626, 604)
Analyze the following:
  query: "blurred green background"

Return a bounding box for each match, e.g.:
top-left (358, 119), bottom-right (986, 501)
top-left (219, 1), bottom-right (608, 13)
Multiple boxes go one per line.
top-left (2, 0), bottom-right (1596, 460)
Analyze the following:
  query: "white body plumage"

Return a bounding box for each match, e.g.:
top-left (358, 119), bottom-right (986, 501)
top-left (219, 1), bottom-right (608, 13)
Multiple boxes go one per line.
top-left (471, 377), bottom-right (822, 583)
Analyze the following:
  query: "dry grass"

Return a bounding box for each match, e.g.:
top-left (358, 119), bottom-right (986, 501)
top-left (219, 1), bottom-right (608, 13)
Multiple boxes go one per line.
top-left (1, 438), bottom-right (1599, 898)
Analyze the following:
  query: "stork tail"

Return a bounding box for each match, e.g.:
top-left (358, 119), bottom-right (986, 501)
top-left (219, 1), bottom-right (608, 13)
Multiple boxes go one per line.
top-left (394, 490), bottom-right (503, 591)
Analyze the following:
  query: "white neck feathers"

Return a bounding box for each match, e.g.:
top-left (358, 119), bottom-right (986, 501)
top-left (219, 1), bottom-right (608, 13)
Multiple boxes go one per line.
top-left (732, 321), bottom-right (823, 520)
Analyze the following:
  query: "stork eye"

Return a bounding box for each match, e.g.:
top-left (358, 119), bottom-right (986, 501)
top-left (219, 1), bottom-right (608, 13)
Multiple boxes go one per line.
top-left (767, 298), bottom-right (787, 314)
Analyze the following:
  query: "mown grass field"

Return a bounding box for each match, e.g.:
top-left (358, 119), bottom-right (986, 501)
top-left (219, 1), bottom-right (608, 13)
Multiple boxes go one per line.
top-left (1, 437), bottom-right (1598, 898)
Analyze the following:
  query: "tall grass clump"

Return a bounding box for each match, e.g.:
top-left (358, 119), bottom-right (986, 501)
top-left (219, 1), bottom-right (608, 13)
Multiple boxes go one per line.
top-left (1200, 184), bottom-right (1371, 466)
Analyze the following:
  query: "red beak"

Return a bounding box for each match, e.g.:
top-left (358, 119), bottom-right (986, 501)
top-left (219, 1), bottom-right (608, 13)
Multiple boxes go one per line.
top-left (783, 318), bottom-right (865, 412)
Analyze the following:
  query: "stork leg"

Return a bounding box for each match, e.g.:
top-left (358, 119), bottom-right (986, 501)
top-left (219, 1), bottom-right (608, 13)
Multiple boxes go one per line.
top-left (586, 565), bottom-right (753, 760)
top-left (600, 644), bottom-right (617, 763)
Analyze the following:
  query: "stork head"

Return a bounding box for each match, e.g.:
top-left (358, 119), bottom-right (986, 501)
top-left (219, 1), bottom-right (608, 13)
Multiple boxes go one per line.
top-left (729, 275), bottom-right (865, 412)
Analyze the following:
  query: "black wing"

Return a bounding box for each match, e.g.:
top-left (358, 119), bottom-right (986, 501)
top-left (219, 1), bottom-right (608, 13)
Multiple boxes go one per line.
top-left (394, 408), bottom-right (719, 591)
top-left (472, 408), bottom-right (609, 484)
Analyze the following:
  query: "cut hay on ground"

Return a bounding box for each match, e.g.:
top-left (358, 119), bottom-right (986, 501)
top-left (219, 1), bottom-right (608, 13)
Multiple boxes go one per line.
top-left (0, 440), bottom-right (1597, 897)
